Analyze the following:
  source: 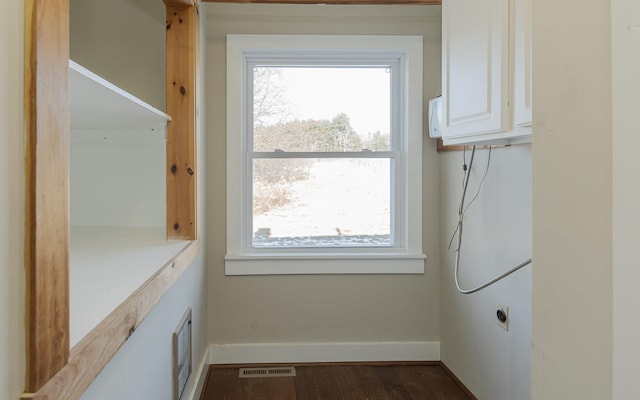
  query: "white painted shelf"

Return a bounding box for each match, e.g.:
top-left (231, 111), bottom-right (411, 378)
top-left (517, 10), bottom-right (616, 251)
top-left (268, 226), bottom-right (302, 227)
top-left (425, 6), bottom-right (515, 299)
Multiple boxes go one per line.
top-left (69, 60), bottom-right (170, 131)
top-left (68, 60), bottom-right (178, 348)
top-left (69, 226), bottom-right (190, 348)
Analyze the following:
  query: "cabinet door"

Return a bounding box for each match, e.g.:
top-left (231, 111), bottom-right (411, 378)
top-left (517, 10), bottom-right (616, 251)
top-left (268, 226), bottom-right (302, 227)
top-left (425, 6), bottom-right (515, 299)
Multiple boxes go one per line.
top-left (442, 0), bottom-right (510, 138)
top-left (514, 0), bottom-right (532, 127)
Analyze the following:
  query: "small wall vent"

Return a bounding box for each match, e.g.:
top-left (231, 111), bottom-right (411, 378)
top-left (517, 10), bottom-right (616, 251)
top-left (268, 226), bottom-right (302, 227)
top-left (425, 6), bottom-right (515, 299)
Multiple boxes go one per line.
top-left (173, 309), bottom-right (192, 400)
top-left (239, 367), bottom-right (297, 378)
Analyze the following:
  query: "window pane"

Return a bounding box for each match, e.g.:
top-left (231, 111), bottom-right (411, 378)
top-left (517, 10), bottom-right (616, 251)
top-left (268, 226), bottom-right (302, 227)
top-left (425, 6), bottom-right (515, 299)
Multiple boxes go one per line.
top-left (252, 158), bottom-right (391, 247)
top-left (253, 66), bottom-right (391, 152)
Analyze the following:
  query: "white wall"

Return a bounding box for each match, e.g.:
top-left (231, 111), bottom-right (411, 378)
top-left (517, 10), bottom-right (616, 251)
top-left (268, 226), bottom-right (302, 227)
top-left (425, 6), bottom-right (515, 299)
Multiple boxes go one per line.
top-left (0, 0), bottom-right (25, 398)
top-left (531, 0), bottom-right (613, 398)
top-left (204, 3), bottom-right (443, 359)
top-left (70, 141), bottom-right (166, 227)
top-left (442, 0), bottom-right (639, 398)
top-left (440, 146), bottom-right (532, 400)
top-left (69, 0), bottom-right (168, 228)
top-left (612, 1), bottom-right (640, 398)
top-left (70, 0), bottom-right (166, 110)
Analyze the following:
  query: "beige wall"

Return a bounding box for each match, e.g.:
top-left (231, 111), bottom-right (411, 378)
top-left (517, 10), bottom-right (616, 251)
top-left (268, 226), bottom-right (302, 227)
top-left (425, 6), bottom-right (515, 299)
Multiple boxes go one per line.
top-left (70, 0), bottom-right (166, 110)
top-left (532, 0), bottom-right (613, 398)
top-left (612, 0), bottom-right (640, 398)
top-left (440, 146), bottom-right (532, 400)
top-left (0, 0), bottom-right (25, 398)
top-left (204, 3), bottom-right (442, 347)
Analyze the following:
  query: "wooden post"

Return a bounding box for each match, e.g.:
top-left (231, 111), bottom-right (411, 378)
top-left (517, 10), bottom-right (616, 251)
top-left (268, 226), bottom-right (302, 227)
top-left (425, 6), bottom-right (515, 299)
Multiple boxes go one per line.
top-left (166, 4), bottom-right (198, 240)
top-left (24, 0), bottom-right (70, 392)
top-left (165, 0), bottom-right (199, 5)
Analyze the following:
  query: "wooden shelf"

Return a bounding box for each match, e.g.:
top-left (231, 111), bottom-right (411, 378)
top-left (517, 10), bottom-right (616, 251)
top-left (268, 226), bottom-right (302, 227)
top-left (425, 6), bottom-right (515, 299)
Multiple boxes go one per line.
top-left (69, 60), bottom-right (171, 131)
top-left (69, 226), bottom-right (190, 348)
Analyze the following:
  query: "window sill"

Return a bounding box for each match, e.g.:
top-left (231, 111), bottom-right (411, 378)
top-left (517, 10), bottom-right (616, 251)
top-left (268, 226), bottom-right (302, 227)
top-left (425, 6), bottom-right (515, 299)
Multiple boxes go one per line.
top-left (224, 253), bottom-right (426, 275)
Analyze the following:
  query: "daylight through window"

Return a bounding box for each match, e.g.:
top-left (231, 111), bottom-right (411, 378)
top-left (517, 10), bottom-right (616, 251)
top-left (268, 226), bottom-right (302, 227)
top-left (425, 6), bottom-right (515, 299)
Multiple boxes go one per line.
top-left (250, 65), bottom-right (396, 248)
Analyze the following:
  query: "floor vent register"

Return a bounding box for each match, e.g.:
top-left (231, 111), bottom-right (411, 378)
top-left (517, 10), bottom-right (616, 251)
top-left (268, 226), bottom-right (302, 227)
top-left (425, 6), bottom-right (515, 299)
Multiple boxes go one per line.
top-left (239, 367), bottom-right (297, 378)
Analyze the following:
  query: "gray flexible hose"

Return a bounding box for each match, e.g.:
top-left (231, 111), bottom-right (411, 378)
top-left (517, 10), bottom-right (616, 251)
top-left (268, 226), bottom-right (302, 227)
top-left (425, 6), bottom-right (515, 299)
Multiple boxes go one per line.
top-left (452, 146), bottom-right (532, 294)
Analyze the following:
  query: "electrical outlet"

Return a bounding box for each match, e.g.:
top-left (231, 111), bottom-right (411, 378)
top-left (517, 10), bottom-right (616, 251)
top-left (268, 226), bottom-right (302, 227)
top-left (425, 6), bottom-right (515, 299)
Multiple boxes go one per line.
top-left (496, 304), bottom-right (509, 331)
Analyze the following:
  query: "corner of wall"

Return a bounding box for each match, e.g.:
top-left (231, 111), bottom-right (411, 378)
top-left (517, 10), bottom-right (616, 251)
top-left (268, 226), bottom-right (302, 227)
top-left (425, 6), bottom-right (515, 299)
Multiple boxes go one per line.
top-left (0, 0), bottom-right (26, 398)
top-left (439, 145), bottom-right (532, 400)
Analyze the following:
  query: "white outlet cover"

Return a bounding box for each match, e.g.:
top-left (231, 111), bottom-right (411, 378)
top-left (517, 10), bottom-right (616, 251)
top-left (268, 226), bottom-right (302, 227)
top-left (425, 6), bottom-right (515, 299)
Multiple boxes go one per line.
top-left (497, 304), bottom-right (509, 331)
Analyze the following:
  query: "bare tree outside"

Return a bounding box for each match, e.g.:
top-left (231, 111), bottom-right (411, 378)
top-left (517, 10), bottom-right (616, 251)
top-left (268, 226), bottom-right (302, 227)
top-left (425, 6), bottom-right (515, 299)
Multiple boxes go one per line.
top-left (253, 67), bottom-right (290, 127)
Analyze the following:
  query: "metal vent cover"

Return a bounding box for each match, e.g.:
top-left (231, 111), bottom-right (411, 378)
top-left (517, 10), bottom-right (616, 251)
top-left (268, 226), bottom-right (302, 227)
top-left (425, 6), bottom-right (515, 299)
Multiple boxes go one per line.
top-left (239, 367), bottom-right (296, 378)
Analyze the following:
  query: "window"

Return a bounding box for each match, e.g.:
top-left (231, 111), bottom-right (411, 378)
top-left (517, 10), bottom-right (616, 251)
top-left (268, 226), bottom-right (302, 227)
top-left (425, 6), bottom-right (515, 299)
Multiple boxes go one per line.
top-left (226, 35), bottom-right (425, 275)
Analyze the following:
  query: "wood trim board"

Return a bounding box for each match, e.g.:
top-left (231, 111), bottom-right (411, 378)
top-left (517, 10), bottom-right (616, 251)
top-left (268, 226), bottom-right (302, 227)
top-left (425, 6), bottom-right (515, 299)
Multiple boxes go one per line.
top-left (202, 0), bottom-right (441, 4)
top-left (167, 5), bottom-right (198, 240)
top-left (165, 0), bottom-right (200, 6)
top-left (436, 138), bottom-right (500, 152)
top-left (436, 138), bottom-right (467, 152)
top-left (24, 0), bottom-right (71, 391)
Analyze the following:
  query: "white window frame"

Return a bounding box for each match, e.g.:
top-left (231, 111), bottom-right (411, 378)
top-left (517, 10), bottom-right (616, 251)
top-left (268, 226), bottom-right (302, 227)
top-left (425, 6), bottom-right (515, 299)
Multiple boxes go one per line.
top-left (226, 34), bottom-right (425, 275)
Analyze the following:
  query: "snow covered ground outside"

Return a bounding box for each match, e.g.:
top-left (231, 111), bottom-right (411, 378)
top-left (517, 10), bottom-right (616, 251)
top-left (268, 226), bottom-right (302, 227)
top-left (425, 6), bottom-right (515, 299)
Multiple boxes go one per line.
top-left (253, 158), bottom-right (391, 247)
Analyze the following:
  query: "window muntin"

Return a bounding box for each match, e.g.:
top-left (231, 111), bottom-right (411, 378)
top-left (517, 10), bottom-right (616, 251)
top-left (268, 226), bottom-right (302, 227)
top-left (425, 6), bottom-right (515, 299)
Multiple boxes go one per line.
top-left (244, 60), bottom-right (401, 250)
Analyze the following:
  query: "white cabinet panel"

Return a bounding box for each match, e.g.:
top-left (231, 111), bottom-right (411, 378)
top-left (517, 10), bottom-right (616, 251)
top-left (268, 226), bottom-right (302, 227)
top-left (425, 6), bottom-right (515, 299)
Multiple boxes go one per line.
top-left (442, 0), bottom-right (510, 138)
top-left (441, 0), bottom-right (532, 145)
top-left (514, 0), bottom-right (532, 128)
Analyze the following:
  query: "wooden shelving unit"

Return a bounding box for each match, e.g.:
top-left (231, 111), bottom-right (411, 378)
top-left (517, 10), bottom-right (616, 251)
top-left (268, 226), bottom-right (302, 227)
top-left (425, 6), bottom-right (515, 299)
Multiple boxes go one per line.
top-left (24, 1), bottom-right (199, 398)
top-left (68, 61), bottom-right (190, 348)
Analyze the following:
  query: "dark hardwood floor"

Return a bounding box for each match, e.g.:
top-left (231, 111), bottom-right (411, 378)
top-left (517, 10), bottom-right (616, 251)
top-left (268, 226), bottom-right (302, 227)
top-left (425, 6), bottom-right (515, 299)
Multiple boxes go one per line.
top-left (200, 363), bottom-right (475, 400)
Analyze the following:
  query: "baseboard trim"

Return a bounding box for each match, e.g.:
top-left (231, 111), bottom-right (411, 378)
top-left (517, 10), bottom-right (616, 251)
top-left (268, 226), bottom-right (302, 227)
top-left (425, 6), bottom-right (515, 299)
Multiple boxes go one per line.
top-left (184, 348), bottom-right (210, 400)
top-left (441, 361), bottom-right (479, 400)
top-left (208, 341), bottom-right (440, 365)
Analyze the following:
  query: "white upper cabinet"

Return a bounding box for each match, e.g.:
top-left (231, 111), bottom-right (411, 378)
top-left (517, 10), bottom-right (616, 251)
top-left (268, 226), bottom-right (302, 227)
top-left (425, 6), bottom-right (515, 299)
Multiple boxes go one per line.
top-left (441, 0), bottom-right (532, 145)
top-left (442, 0), bottom-right (510, 138)
top-left (514, 0), bottom-right (532, 128)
